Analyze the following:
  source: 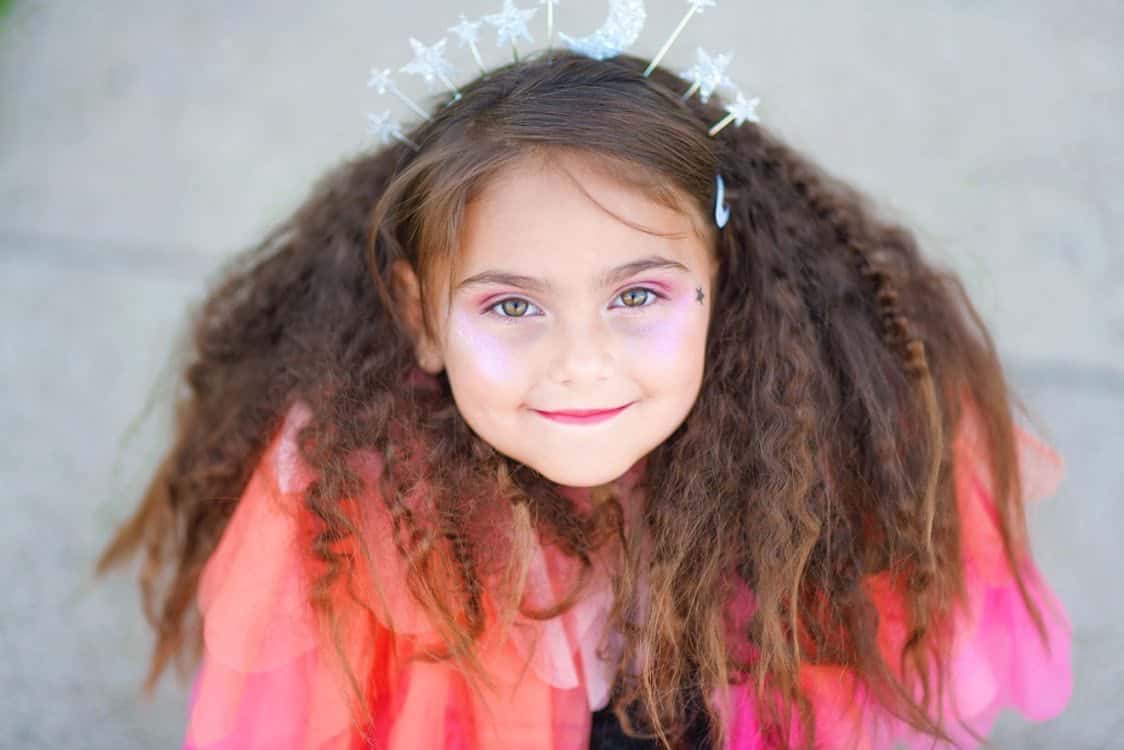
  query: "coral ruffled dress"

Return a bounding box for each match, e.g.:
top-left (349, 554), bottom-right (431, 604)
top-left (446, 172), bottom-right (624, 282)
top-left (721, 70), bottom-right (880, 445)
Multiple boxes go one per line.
top-left (182, 402), bottom-right (1072, 749)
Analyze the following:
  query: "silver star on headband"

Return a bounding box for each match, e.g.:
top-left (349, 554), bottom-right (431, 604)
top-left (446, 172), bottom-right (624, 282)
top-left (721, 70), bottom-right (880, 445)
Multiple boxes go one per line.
top-left (681, 47), bottom-right (734, 103)
top-left (558, 0), bottom-right (646, 61)
top-left (400, 36), bottom-right (463, 100)
top-left (645, 0), bottom-right (717, 77)
top-left (708, 89), bottom-right (760, 136)
top-left (368, 111), bottom-right (420, 151)
top-left (367, 67), bottom-right (430, 120)
top-left (449, 14), bottom-right (488, 74)
top-left (484, 0), bottom-right (537, 60)
top-left (365, 0), bottom-right (765, 145)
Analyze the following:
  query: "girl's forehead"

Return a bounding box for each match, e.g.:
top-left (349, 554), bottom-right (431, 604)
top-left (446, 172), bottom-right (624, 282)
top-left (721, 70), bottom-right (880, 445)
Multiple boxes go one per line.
top-left (459, 151), bottom-right (713, 265)
top-left (476, 149), bottom-right (702, 226)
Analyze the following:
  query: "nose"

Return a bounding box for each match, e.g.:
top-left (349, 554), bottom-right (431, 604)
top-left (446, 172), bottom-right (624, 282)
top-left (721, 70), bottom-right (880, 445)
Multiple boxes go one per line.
top-left (550, 315), bottom-right (614, 386)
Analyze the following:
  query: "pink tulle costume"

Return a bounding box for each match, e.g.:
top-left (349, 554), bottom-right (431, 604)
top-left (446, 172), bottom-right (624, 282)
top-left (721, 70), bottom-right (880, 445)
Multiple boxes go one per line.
top-left (182, 400), bottom-right (1072, 749)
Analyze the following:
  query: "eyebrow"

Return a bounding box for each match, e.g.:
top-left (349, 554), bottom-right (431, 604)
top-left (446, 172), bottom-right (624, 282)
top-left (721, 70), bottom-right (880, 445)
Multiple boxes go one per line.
top-left (454, 255), bottom-right (690, 294)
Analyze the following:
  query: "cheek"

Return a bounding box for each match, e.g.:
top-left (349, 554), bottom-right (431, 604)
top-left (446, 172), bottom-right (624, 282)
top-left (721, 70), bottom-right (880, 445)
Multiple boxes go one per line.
top-left (621, 294), bottom-right (704, 365)
top-left (446, 309), bottom-right (523, 386)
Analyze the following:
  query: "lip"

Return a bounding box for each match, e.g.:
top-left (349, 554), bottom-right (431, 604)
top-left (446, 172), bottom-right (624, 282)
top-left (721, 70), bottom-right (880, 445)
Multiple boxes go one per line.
top-left (532, 402), bottom-right (634, 425)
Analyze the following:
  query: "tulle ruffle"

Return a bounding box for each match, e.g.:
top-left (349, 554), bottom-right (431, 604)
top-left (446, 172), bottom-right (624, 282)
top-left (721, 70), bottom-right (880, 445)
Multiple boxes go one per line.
top-left (184, 401), bottom-right (1071, 749)
top-left (718, 412), bottom-right (1072, 749)
top-left (184, 401), bottom-right (630, 749)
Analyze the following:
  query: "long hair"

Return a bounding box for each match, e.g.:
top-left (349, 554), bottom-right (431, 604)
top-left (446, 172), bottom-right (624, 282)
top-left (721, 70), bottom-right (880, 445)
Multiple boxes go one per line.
top-left (97, 51), bottom-right (1045, 749)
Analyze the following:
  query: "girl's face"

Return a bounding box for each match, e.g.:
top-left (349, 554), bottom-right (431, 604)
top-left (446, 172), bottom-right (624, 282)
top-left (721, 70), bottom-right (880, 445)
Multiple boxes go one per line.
top-left (403, 152), bottom-right (719, 488)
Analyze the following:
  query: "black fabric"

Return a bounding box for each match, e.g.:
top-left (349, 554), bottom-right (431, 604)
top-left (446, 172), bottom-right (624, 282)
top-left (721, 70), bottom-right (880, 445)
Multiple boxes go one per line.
top-left (588, 696), bottom-right (712, 750)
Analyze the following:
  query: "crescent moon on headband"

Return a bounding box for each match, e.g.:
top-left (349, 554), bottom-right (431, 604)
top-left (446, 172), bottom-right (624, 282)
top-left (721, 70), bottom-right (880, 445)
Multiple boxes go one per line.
top-left (559, 0), bottom-right (647, 60)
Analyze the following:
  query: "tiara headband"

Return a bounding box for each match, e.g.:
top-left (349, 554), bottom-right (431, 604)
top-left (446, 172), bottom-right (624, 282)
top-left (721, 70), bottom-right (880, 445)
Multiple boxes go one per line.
top-left (366, 0), bottom-right (760, 228)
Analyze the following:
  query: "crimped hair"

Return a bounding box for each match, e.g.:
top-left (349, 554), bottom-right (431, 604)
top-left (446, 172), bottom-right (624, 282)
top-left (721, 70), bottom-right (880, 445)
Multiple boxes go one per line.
top-left (97, 50), bottom-right (1047, 749)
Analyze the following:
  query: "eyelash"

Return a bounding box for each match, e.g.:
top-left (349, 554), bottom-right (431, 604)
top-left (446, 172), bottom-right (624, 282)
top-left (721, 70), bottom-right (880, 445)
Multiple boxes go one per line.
top-left (484, 286), bottom-right (667, 321)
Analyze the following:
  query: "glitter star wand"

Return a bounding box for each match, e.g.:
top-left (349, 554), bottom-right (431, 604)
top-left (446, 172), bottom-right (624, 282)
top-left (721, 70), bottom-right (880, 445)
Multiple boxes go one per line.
top-left (708, 89), bottom-right (760, 136)
top-left (368, 111), bottom-right (420, 151)
top-left (644, 0), bottom-right (717, 78)
top-left (450, 14), bottom-right (489, 75)
top-left (367, 69), bottom-right (430, 120)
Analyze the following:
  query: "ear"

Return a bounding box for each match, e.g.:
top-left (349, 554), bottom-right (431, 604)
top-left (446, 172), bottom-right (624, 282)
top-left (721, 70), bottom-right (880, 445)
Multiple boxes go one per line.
top-left (390, 260), bottom-right (445, 374)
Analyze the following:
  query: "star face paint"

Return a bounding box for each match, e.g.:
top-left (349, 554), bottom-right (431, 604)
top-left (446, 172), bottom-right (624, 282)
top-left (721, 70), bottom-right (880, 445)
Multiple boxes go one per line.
top-left (424, 151), bottom-right (718, 488)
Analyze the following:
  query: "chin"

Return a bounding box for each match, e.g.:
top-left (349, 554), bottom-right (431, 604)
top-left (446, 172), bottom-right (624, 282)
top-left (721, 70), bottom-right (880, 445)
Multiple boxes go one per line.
top-left (535, 462), bottom-right (629, 488)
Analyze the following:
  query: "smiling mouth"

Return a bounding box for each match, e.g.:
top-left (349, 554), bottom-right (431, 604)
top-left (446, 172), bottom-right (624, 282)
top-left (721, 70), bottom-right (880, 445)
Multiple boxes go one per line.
top-left (532, 403), bottom-right (634, 425)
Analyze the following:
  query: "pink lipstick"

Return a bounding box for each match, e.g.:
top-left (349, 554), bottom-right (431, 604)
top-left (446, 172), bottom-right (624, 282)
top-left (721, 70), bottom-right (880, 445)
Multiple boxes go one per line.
top-left (532, 403), bottom-right (634, 425)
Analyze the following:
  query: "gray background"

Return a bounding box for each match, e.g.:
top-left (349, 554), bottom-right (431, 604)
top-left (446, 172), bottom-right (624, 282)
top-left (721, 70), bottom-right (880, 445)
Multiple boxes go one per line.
top-left (1, 0), bottom-right (1120, 747)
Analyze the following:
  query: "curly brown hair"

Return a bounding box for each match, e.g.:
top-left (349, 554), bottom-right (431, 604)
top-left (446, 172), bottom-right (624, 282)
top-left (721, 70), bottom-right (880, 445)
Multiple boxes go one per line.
top-left (96, 51), bottom-right (1048, 749)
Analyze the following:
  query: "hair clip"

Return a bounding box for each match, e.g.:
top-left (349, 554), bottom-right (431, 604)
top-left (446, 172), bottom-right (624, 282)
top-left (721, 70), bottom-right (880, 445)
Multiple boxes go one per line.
top-left (714, 173), bottom-right (730, 228)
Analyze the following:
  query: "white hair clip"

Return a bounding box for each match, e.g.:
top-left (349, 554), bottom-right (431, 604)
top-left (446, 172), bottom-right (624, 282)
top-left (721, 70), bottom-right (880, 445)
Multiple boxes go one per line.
top-left (715, 173), bottom-right (730, 229)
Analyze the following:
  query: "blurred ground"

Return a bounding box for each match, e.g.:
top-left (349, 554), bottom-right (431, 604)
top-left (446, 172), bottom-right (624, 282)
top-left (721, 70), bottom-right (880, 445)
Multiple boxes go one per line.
top-left (1, 1), bottom-right (1121, 747)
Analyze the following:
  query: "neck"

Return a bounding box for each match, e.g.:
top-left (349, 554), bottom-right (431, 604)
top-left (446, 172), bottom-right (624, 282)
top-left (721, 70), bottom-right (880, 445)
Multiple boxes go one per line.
top-left (554, 455), bottom-right (649, 513)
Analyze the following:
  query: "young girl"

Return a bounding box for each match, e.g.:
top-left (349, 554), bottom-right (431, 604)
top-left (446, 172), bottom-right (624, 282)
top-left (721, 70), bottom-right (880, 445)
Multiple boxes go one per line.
top-left (96, 47), bottom-right (1072, 750)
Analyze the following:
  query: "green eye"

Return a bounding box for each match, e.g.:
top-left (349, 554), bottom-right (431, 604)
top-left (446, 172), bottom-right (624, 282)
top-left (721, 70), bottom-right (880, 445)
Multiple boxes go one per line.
top-left (619, 288), bottom-right (652, 307)
top-left (499, 298), bottom-right (530, 317)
